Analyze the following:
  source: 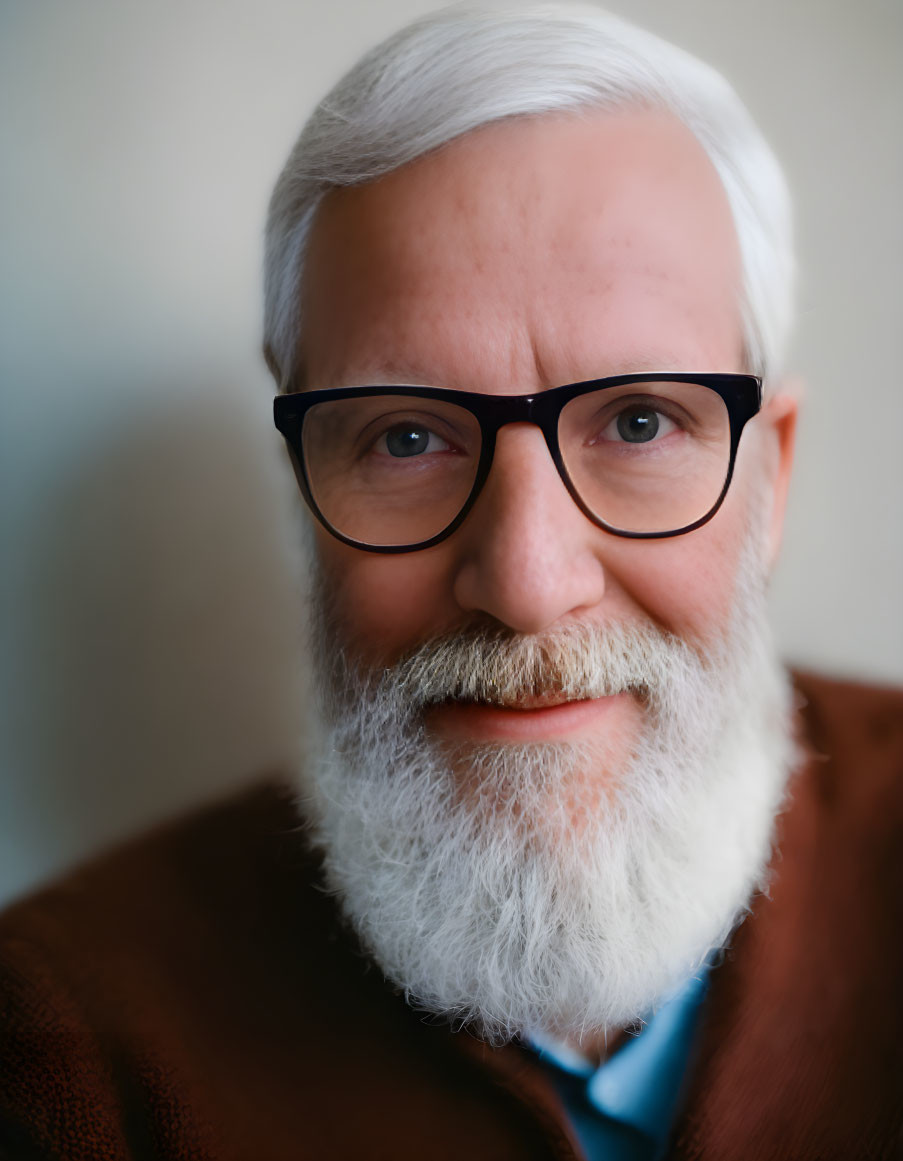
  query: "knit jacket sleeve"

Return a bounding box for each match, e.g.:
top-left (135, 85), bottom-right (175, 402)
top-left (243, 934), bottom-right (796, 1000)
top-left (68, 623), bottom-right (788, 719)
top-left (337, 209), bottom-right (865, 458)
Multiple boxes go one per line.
top-left (1, 917), bottom-right (131, 1160)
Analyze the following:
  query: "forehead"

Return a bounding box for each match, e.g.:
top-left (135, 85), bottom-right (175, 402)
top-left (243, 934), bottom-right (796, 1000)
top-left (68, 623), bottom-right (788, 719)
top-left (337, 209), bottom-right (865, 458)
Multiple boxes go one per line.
top-left (300, 109), bottom-right (744, 390)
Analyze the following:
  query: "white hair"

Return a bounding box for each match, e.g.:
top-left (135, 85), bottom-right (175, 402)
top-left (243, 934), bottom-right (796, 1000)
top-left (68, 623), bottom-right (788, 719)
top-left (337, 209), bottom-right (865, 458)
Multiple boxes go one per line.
top-left (264, 2), bottom-right (794, 389)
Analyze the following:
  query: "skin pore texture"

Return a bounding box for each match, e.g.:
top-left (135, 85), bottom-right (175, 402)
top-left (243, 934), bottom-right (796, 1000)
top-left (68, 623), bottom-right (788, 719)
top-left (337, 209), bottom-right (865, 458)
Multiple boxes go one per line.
top-left (295, 109), bottom-right (798, 1057)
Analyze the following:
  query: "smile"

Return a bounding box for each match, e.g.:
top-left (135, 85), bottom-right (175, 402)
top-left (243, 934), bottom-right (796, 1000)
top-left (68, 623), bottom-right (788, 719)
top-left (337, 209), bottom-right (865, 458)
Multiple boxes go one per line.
top-left (423, 690), bottom-right (635, 743)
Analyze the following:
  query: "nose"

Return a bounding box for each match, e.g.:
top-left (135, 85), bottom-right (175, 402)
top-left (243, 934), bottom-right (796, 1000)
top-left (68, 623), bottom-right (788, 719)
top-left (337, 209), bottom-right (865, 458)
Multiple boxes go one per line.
top-left (451, 424), bottom-right (608, 634)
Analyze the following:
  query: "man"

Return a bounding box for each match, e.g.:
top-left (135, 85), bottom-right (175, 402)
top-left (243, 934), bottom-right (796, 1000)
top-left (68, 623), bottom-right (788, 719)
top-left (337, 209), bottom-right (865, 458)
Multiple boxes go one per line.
top-left (1, 5), bottom-right (900, 1160)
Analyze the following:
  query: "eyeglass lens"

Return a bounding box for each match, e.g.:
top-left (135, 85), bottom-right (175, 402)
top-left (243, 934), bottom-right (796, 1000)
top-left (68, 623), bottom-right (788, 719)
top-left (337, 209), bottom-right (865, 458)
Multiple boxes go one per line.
top-left (300, 382), bottom-right (731, 547)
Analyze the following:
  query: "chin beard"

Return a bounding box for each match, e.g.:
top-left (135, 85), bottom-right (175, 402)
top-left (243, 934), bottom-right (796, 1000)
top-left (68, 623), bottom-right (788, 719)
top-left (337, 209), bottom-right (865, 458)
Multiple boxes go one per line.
top-left (294, 541), bottom-right (794, 1047)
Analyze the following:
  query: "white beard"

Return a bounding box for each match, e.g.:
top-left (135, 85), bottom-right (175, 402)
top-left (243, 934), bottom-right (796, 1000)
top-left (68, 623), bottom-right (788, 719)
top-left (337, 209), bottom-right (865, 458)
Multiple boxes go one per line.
top-left (294, 539), bottom-right (794, 1047)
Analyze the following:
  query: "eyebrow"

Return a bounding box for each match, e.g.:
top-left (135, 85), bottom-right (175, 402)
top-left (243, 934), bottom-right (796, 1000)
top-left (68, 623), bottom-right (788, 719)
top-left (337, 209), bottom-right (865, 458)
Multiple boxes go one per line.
top-left (293, 351), bottom-right (743, 392)
top-left (300, 360), bottom-right (454, 391)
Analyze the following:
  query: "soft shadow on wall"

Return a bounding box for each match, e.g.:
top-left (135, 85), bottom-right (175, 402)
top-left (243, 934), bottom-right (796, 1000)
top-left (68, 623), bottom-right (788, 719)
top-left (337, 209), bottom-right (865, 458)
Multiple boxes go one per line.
top-left (2, 383), bottom-right (307, 906)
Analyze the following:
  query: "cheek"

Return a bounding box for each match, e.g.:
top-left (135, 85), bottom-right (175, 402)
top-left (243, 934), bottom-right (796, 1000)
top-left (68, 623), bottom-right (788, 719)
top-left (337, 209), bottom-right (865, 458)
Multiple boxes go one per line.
top-left (313, 527), bottom-right (458, 664)
top-left (609, 483), bottom-right (758, 646)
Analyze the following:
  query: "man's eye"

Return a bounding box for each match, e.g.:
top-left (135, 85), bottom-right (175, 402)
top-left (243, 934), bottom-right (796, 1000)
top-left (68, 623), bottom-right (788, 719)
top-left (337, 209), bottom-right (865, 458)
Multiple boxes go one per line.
top-left (604, 406), bottom-right (677, 444)
top-left (378, 425), bottom-right (451, 458)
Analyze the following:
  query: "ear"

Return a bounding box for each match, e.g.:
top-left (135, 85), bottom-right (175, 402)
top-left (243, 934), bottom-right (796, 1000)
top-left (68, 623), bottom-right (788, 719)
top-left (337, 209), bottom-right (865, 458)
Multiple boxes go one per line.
top-left (759, 379), bottom-right (801, 568)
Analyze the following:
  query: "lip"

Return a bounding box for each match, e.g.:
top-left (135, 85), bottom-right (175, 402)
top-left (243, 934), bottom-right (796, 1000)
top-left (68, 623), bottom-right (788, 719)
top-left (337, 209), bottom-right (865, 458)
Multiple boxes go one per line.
top-left (424, 691), bottom-right (633, 743)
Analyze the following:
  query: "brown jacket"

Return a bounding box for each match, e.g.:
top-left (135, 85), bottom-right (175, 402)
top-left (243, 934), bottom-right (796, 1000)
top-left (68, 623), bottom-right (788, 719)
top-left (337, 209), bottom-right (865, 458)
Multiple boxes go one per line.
top-left (1, 672), bottom-right (901, 1160)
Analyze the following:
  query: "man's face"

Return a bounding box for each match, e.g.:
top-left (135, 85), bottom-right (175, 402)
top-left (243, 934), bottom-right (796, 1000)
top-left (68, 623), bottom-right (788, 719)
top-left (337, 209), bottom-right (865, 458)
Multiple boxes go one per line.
top-left (293, 108), bottom-right (797, 1042)
top-left (300, 108), bottom-right (795, 771)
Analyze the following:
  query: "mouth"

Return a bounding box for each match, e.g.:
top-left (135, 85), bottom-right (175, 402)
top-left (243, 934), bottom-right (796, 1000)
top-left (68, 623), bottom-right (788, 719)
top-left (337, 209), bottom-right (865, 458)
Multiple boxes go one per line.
top-left (423, 689), bottom-right (637, 744)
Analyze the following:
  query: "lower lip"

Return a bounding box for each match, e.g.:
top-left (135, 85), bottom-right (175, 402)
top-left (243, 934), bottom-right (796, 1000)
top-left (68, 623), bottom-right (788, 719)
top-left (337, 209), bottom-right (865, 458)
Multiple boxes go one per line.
top-left (424, 692), bottom-right (633, 743)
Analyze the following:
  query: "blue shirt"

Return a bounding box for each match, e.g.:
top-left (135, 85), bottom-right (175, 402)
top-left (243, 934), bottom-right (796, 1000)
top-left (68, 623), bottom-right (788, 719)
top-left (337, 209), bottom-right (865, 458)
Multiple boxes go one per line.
top-left (529, 967), bottom-right (710, 1161)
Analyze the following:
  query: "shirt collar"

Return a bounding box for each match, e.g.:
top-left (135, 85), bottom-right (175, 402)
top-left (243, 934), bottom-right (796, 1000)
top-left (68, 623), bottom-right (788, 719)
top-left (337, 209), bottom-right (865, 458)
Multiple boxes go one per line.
top-left (529, 965), bottom-right (711, 1144)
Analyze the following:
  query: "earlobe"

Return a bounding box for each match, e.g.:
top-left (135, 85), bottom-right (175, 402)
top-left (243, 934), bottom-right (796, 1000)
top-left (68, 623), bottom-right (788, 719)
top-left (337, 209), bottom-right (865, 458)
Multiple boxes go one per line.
top-left (761, 383), bottom-right (801, 567)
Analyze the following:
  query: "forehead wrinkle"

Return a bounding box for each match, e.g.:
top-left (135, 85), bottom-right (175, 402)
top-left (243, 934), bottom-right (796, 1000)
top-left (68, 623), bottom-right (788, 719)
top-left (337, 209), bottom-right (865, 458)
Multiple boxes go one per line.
top-left (306, 348), bottom-right (729, 393)
top-left (302, 108), bottom-right (745, 395)
top-left (316, 306), bottom-right (546, 393)
top-left (310, 274), bottom-right (742, 391)
top-left (311, 356), bottom-right (451, 390)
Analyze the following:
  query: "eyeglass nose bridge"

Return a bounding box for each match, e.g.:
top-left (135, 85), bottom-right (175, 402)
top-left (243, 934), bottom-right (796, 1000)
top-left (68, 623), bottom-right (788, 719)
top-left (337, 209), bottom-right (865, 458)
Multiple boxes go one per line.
top-left (460, 390), bottom-right (577, 528)
top-left (477, 388), bottom-right (561, 434)
top-left (475, 389), bottom-right (570, 469)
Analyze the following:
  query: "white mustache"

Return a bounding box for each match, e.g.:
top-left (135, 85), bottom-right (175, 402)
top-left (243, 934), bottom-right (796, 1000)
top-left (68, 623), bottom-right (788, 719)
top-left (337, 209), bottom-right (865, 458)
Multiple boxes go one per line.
top-left (373, 621), bottom-right (701, 711)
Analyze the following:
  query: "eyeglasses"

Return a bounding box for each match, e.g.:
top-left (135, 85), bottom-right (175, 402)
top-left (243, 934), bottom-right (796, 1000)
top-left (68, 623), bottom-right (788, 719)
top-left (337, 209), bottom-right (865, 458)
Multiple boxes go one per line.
top-left (273, 373), bottom-right (762, 553)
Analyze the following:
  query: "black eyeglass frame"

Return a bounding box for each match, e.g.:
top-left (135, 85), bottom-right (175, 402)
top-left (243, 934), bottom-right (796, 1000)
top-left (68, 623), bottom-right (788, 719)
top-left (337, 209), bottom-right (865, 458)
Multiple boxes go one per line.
top-left (273, 372), bottom-right (762, 554)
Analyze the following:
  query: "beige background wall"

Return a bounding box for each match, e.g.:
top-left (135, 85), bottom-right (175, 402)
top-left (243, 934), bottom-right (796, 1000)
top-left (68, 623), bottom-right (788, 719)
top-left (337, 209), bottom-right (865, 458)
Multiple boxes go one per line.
top-left (2, 0), bottom-right (901, 906)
